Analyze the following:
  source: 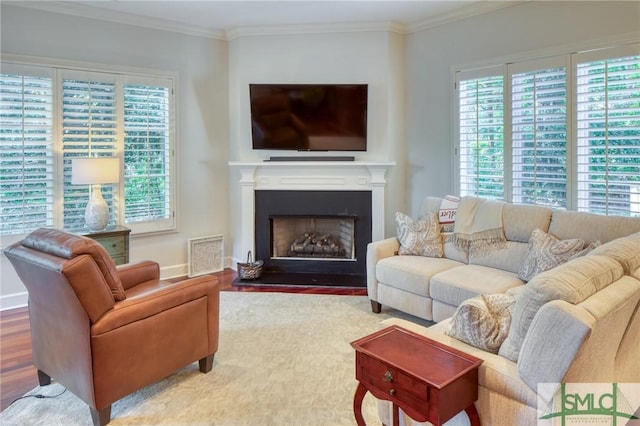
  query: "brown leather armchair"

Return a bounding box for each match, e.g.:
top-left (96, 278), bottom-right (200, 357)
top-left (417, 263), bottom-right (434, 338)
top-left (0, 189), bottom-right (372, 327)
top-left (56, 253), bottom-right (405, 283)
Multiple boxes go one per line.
top-left (3, 228), bottom-right (220, 426)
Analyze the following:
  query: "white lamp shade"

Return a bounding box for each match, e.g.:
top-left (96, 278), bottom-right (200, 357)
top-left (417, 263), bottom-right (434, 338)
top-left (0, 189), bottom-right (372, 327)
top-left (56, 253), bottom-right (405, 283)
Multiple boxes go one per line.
top-left (71, 158), bottom-right (120, 185)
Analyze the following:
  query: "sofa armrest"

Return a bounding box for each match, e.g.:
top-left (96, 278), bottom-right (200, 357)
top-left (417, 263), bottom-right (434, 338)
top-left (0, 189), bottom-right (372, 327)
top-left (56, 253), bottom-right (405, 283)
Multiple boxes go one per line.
top-left (117, 260), bottom-right (160, 290)
top-left (366, 237), bottom-right (400, 302)
top-left (518, 300), bottom-right (593, 399)
top-left (91, 275), bottom-right (220, 335)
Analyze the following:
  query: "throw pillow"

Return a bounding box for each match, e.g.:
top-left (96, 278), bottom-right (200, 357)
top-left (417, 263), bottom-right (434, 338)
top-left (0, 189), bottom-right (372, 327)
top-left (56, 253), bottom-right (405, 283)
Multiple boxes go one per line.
top-left (518, 228), bottom-right (585, 282)
top-left (445, 293), bottom-right (516, 354)
top-left (395, 211), bottom-right (443, 258)
top-left (569, 240), bottom-right (601, 260)
top-left (438, 195), bottom-right (460, 232)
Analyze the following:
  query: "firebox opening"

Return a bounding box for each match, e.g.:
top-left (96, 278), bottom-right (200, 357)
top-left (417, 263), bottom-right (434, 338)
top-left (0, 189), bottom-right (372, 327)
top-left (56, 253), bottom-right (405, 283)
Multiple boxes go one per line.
top-left (254, 190), bottom-right (371, 281)
top-left (271, 216), bottom-right (356, 261)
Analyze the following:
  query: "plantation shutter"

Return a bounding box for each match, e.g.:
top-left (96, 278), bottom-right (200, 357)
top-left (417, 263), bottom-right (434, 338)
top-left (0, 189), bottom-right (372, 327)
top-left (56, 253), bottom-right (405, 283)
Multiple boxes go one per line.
top-left (0, 64), bottom-right (54, 235)
top-left (457, 67), bottom-right (505, 200)
top-left (511, 59), bottom-right (568, 208)
top-left (123, 76), bottom-right (175, 232)
top-left (60, 70), bottom-right (118, 229)
top-left (574, 45), bottom-right (640, 216)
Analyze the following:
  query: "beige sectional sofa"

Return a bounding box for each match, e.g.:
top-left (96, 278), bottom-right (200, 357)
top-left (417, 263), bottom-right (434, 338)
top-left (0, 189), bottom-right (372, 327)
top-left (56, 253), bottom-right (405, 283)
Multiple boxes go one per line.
top-left (366, 196), bottom-right (640, 425)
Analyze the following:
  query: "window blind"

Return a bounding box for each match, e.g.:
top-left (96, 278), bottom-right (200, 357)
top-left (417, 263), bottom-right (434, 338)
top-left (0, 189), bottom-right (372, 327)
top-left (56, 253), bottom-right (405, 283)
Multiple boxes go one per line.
top-left (575, 50), bottom-right (640, 217)
top-left (61, 72), bottom-right (118, 230)
top-left (457, 73), bottom-right (505, 200)
top-left (511, 65), bottom-right (567, 208)
top-left (0, 66), bottom-right (54, 235)
top-left (123, 79), bottom-right (174, 230)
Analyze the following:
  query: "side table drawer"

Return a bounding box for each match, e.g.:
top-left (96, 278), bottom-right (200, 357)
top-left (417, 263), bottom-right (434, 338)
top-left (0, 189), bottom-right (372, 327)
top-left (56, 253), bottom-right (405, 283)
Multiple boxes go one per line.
top-left (356, 353), bottom-right (429, 405)
top-left (70, 226), bottom-right (131, 266)
top-left (96, 235), bottom-right (127, 257)
top-left (110, 255), bottom-right (127, 265)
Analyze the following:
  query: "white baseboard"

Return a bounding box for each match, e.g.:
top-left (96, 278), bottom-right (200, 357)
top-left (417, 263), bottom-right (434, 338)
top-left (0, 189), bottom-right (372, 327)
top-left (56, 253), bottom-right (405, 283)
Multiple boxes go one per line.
top-left (0, 292), bottom-right (28, 311)
top-left (160, 263), bottom-right (188, 279)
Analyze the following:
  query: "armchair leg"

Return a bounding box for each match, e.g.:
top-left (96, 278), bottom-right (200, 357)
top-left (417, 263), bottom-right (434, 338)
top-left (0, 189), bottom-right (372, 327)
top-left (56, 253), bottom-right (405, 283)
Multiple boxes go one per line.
top-left (370, 300), bottom-right (382, 314)
top-left (199, 353), bottom-right (215, 373)
top-left (37, 370), bottom-right (51, 386)
top-left (90, 405), bottom-right (111, 426)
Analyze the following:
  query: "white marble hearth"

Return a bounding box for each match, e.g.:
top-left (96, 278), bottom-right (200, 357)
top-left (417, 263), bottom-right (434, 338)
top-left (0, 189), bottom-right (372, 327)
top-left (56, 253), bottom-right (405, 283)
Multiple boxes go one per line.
top-left (229, 161), bottom-right (395, 259)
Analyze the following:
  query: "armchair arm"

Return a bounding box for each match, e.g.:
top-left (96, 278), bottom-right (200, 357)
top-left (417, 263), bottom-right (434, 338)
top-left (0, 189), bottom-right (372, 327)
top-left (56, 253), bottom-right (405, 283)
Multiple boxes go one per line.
top-left (366, 237), bottom-right (400, 302)
top-left (91, 275), bottom-right (219, 335)
top-left (117, 261), bottom-right (160, 290)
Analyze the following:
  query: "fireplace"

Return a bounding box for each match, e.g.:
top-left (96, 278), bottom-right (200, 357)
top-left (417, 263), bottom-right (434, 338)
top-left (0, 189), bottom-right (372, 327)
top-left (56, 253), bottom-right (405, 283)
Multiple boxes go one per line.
top-left (229, 160), bottom-right (394, 287)
top-left (254, 190), bottom-right (371, 285)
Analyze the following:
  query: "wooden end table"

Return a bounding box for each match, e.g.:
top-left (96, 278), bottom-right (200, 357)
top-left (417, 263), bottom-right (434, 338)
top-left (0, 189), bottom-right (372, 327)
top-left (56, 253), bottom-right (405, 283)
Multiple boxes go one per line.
top-left (68, 225), bottom-right (131, 265)
top-left (351, 325), bottom-right (483, 426)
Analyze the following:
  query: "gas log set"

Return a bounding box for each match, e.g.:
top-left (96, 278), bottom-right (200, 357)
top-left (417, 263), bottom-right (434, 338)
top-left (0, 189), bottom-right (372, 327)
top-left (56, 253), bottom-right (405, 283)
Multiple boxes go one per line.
top-left (288, 232), bottom-right (346, 258)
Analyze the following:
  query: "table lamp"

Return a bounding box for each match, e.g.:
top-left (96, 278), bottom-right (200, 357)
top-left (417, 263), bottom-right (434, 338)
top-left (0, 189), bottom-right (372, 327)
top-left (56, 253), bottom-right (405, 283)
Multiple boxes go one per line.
top-left (71, 157), bottom-right (120, 231)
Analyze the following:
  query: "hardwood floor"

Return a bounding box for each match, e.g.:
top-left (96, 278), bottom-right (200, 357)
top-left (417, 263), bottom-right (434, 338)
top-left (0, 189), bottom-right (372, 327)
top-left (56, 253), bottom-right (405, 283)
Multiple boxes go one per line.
top-left (0, 268), bottom-right (366, 411)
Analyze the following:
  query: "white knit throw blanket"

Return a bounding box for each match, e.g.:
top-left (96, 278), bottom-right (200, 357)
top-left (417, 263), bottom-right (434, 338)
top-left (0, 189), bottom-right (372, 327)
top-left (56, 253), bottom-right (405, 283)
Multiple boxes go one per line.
top-left (454, 196), bottom-right (506, 254)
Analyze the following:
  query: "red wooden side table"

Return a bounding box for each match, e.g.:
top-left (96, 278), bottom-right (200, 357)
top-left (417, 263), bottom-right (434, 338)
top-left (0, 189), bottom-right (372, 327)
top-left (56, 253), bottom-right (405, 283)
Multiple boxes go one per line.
top-left (351, 325), bottom-right (483, 426)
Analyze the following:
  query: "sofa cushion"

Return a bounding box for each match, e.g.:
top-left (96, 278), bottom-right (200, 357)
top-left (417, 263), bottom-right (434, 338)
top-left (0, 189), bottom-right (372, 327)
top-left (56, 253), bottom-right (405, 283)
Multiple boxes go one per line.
top-left (395, 211), bottom-right (443, 258)
top-left (589, 232), bottom-right (640, 275)
top-left (499, 255), bottom-right (624, 362)
top-left (430, 265), bottom-right (523, 307)
top-left (442, 232), bottom-right (469, 264)
top-left (417, 196), bottom-right (444, 218)
top-left (469, 241), bottom-right (529, 274)
top-left (446, 293), bottom-right (516, 353)
top-left (548, 210), bottom-right (640, 244)
top-left (503, 204), bottom-right (552, 243)
top-left (518, 228), bottom-right (585, 282)
top-left (376, 255), bottom-right (463, 297)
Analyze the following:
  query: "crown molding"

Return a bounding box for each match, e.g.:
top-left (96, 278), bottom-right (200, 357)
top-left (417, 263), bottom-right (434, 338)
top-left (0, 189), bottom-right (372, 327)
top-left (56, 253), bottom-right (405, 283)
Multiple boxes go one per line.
top-left (226, 20), bottom-right (406, 40)
top-left (406, 1), bottom-right (528, 33)
top-left (5, 1), bottom-right (528, 41)
top-left (4, 1), bottom-right (227, 40)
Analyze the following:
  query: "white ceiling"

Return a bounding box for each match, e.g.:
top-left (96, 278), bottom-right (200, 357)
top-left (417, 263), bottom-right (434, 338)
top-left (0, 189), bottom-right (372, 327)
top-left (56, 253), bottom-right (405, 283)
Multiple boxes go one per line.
top-left (8, 1), bottom-right (522, 38)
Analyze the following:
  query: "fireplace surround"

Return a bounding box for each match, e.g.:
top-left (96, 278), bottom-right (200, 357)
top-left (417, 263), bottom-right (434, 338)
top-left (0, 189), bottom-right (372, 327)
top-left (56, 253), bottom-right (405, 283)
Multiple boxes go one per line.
top-left (229, 160), bottom-right (394, 286)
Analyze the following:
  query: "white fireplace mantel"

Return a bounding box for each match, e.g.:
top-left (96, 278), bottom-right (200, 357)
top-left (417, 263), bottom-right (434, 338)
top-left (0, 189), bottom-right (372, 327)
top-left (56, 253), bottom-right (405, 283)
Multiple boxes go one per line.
top-left (229, 161), bottom-right (395, 256)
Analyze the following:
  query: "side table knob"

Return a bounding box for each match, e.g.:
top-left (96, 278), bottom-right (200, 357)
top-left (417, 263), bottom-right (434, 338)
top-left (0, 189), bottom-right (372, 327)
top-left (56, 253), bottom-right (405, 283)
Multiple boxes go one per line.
top-left (383, 370), bottom-right (393, 382)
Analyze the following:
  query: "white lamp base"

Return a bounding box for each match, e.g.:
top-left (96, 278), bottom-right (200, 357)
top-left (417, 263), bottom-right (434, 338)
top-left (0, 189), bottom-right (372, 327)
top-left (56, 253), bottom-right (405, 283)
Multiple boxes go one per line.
top-left (85, 184), bottom-right (110, 231)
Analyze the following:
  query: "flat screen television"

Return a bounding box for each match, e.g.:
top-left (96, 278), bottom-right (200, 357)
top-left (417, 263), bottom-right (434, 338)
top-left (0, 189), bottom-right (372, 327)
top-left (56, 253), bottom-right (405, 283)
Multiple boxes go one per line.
top-left (249, 84), bottom-right (368, 151)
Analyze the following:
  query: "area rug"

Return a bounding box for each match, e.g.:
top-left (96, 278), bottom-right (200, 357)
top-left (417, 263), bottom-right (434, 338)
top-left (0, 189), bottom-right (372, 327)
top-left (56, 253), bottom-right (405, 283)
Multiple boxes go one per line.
top-left (0, 292), bottom-right (431, 425)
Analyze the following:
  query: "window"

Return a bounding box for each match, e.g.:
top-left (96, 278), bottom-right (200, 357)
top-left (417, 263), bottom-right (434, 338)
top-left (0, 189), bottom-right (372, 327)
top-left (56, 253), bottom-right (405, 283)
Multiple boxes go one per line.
top-left (456, 44), bottom-right (639, 216)
top-left (575, 48), bottom-right (640, 216)
top-left (511, 59), bottom-right (568, 209)
top-left (0, 61), bottom-right (176, 235)
top-left (0, 65), bottom-right (54, 234)
top-left (458, 70), bottom-right (504, 199)
top-left (123, 80), bottom-right (173, 229)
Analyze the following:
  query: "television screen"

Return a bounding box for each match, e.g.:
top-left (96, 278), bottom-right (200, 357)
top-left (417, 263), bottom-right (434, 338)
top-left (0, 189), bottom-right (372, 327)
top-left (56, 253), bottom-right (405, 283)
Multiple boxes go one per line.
top-left (249, 84), bottom-right (368, 151)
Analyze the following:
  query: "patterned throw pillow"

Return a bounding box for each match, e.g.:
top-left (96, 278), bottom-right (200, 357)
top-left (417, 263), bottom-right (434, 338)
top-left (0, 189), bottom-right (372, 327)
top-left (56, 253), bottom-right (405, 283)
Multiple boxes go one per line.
top-left (395, 211), bottom-right (443, 258)
top-left (446, 294), bottom-right (516, 354)
top-left (518, 228), bottom-right (585, 282)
